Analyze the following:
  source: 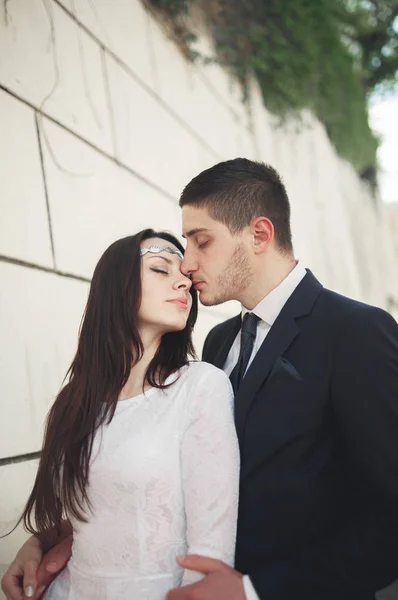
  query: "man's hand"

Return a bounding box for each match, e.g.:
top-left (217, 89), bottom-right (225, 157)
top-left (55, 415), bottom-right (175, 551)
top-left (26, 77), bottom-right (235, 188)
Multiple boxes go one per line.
top-left (1, 535), bottom-right (72, 600)
top-left (166, 555), bottom-right (246, 600)
top-left (35, 535), bottom-right (73, 595)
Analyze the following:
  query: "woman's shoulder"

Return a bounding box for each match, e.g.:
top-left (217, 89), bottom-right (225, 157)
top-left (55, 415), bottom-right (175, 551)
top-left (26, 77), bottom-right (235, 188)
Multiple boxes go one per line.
top-left (178, 362), bottom-right (234, 420)
top-left (184, 360), bottom-right (230, 383)
top-left (179, 362), bottom-right (233, 399)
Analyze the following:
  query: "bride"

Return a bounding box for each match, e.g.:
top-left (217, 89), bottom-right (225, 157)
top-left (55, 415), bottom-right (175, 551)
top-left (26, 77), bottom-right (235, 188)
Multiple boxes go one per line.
top-left (2, 229), bottom-right (239, 600)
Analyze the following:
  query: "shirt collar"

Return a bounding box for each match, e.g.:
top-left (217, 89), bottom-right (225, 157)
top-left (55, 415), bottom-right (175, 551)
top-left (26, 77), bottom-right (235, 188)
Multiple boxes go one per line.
top-left (242, 261), bottom-right (307, 326)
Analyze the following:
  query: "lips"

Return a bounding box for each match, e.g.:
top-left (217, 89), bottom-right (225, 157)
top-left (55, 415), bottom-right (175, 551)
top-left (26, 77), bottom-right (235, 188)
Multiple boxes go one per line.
top-left (193, 281), bottom-right (205, 290)
top-left (168, 298), bottom-right (189, 309)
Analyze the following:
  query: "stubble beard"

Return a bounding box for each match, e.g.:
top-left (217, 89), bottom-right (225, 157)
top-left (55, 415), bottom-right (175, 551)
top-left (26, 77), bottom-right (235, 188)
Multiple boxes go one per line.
top-left (200, 245), bottom-right (253, 307)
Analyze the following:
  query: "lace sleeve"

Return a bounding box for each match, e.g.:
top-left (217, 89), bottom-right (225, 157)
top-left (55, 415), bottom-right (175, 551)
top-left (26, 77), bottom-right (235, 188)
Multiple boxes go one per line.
top-left (180, 365), bottom-right (240, 586)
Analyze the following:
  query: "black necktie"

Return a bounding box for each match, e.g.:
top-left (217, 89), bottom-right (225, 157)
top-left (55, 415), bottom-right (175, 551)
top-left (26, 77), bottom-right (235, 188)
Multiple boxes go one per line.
top-left (230, 312), bottom-right (260, 394)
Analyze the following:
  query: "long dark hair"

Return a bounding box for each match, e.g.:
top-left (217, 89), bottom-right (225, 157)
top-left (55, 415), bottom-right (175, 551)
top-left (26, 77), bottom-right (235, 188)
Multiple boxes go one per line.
top-left (21, 229), bottom-right (198, 540)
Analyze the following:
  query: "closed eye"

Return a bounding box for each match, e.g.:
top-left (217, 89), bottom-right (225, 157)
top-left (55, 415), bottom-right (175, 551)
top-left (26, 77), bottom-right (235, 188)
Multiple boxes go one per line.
top-left (198, 241), bottom-right (209, 249)
top-left (150, 267), bottom-right (168, 275)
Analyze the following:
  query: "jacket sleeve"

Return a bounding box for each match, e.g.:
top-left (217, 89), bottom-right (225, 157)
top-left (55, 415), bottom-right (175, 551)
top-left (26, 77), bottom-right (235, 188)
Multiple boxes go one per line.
top-left (249, 306), bottom-right (398, 599)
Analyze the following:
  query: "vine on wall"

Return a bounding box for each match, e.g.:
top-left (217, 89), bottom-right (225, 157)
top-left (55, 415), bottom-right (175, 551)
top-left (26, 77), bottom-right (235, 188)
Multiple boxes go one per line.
top-left (146, 0), bottom-right (398, 178)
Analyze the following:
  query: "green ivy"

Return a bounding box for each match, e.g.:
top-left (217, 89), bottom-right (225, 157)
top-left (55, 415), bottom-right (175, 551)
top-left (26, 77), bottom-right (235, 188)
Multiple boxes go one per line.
top-left (147, 0), bottom-right (385, 173)
top-left (149, 0), bottom-right (193, 16)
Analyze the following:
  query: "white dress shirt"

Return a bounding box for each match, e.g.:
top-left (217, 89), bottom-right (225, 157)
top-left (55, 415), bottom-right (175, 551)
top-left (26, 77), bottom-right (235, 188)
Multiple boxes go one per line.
top-left (222, 261), bottom-right (307, 600)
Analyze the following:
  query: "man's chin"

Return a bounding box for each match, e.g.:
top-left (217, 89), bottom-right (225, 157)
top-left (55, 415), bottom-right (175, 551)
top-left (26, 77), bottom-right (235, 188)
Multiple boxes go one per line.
top-left (198, 291), bottom-right (224, 307)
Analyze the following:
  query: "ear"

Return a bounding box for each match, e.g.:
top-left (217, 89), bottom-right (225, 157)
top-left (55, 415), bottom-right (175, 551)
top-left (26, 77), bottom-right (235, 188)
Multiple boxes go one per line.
top-left (250, 217), bottom-right (274, 254)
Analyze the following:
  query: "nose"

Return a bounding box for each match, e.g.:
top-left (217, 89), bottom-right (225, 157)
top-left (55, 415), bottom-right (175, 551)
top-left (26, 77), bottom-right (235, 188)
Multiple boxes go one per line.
top-left (181, 250), bottom-right (197, 276)
top-left (174, 274), bottom-right (192, 292)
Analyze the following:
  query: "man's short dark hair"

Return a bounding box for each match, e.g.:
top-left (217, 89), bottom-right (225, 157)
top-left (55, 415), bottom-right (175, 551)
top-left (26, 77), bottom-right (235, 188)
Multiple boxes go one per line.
top-left (179, 158), bottom-right (293, 253)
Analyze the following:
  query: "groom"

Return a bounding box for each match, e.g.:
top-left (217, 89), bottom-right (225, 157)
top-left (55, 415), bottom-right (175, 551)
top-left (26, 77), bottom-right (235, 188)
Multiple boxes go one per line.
top-left (167, 159), bottom-right (398, 600)
top-left (6, 159), bottom-right (398, 599)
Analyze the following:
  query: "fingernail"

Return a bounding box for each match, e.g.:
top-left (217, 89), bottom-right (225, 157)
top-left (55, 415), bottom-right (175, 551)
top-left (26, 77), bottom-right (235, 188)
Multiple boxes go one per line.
top-left (46, 562), bottom-right (58, 572)
top-left (24, 586), bottom-right (35, 597)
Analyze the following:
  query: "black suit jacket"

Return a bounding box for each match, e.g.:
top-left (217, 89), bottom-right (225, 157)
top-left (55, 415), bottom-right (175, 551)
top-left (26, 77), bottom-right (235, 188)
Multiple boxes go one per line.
top-left (202, 271), bottom-right (398, 600)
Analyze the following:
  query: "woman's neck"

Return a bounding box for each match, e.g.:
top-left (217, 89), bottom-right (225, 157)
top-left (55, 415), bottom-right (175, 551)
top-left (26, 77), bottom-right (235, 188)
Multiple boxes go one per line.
top-left (118, 329), bottom-right (162, 401)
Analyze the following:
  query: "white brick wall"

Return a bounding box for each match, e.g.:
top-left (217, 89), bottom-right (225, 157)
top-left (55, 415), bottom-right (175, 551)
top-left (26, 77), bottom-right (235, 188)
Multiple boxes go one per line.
top-left (39, 116), bottom-right (183, 276)
top-left (0, 91), bottom-right (53, 267)
top-left (0, 262), bottom-right (89, 458)
top-left (0, 460), bottom-right (40, 581)
top-left (0, 1), bottom-right (397, 597)
top-left (106, 52), bottom-right (208, 197)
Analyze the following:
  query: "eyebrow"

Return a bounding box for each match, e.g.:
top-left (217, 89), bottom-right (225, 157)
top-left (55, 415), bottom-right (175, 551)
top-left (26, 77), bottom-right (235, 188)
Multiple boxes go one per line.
top-left (183, 227), bottom-right (210, 238)
top-left (147, 255), bottom-right (174, 265)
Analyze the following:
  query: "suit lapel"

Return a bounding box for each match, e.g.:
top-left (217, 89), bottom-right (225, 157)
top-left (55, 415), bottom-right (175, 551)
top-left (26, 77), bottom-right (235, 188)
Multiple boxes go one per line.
top-left (234, 270), bottom-right (323, 441)
top-left (234, 314), bottom-right (299, 439)
top-left (212, 315), bottom-right (241, 369)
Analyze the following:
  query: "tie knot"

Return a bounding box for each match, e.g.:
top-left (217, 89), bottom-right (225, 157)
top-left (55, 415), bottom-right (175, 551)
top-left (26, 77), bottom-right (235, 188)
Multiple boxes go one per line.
top-left (241, 312), bottom-right (259, 337)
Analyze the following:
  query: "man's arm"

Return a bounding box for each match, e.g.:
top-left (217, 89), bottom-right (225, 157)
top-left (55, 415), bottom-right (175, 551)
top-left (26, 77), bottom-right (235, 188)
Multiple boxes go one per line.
top-left (249, 306), bottom-right (398, 600)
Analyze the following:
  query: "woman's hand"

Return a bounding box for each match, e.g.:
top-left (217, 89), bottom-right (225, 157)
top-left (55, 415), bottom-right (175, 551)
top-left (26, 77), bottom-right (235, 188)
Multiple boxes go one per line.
top-left (1, 535), bottom-right (43, 599)
top-left (1, 534), bottom-right (73, 599)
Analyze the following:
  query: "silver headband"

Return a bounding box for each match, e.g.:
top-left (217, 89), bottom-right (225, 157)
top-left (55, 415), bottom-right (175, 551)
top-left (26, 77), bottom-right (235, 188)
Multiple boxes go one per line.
top-left (140, 244), bottom-right (184, 261)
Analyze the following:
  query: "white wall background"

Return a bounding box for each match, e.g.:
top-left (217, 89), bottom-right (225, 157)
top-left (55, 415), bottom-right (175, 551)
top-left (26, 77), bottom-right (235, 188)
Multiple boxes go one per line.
top-left (1, 1), bottom-right (398, 596)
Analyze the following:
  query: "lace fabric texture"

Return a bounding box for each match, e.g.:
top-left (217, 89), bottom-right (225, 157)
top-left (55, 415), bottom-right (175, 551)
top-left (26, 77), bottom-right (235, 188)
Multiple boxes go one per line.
top-left (43, 362), bottom-right (240, 599)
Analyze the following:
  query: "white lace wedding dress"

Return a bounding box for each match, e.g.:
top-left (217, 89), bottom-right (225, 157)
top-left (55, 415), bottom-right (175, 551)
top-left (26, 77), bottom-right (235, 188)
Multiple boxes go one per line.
top-left (43, 362), bottom-right (240, 600)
